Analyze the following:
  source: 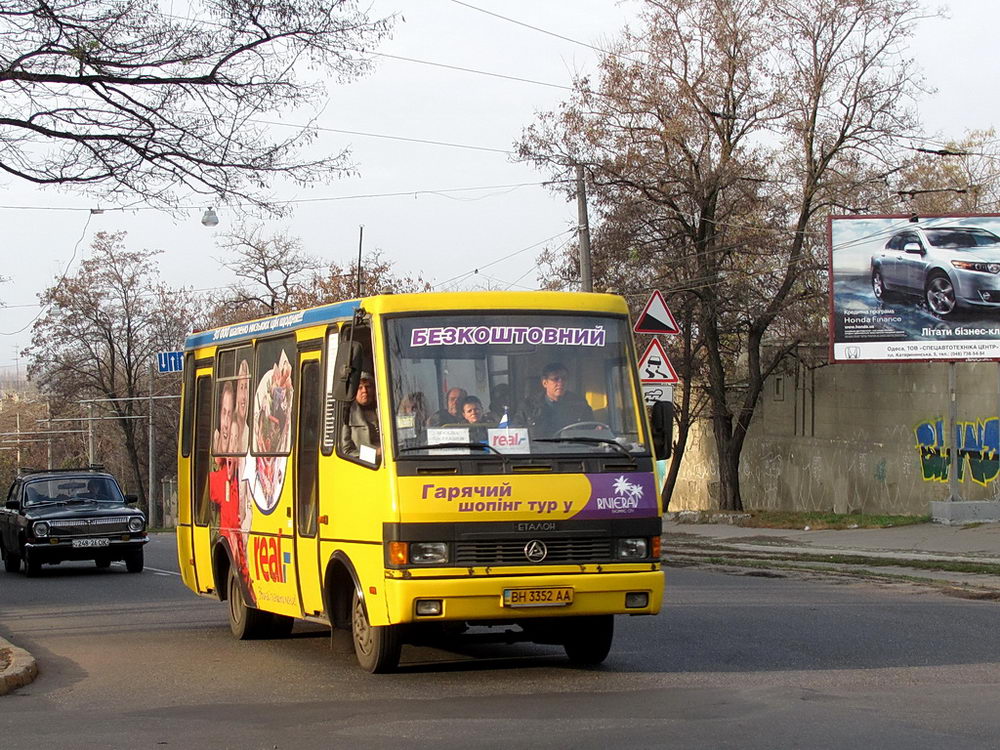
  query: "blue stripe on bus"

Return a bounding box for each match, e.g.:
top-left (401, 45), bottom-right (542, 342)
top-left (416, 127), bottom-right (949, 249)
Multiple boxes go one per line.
top-left (184, 300), bottom-right (360, 350)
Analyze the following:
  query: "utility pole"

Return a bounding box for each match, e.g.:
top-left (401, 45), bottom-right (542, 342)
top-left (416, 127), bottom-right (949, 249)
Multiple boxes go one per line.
top-left (576, 162), bottom-right (593, 293)
top-left (148, 359), bottom-right (157, 526)
top-left (88, 402), bottom-right (95, 465)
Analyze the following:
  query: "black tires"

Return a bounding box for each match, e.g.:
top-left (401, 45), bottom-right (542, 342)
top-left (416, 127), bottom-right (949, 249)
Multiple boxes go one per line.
top-left (24, 553), bottom-right (42, 578)
top-left (125, 549), bottom-right (144, 573)
top-left (925, 272), bottom-right (958, 318)
top-left (2, 546), bottom-right (20, 573)
top-left (226, 567), bottom-right (293, 639)
top-left (351, 589), bottom-right (401, 673)
top-left (563, 615), bottom-right (614, 666)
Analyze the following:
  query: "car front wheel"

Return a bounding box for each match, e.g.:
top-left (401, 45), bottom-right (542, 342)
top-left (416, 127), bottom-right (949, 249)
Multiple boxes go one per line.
top-left (872, 268), bottom-right (892, 302)
top-left (926, 273), bottom-right (958, 317)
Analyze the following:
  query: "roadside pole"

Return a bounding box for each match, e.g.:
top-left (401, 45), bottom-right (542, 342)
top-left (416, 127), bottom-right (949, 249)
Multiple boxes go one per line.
top-left (148, 358), bottom-right (157, 527)
top-left (948, 362), bottom-right (961, 502)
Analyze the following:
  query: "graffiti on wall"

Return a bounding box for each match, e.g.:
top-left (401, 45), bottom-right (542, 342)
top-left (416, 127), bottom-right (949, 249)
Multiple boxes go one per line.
top-left (915, 417), bottom-right (1000, 485)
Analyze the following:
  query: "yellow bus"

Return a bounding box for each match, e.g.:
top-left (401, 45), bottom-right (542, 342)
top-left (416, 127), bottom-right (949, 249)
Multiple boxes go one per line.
top-left (176, 291), bottom-right (667, 672)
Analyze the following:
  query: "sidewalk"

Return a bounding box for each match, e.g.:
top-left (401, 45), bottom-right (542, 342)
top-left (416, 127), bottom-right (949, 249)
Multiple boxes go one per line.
top-left (662, 515), bottom-right (1000, 598)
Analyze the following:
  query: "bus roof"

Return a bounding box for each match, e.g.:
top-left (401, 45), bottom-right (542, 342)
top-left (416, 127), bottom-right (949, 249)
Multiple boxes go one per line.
top-left (184, 291), bottom-right (629, 351)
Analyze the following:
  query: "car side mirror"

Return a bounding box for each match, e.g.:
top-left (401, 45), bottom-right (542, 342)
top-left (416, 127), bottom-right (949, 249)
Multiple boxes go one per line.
top-left (331, 339), bottom-right (364, 402)
top-left (650, 400), bottom-right (673, 460)
top-left (5, 499), bottom-right (19, 510)
top-left (903, 242), bottom-right (923, 254)
top-left (125, 494), bottom-right (139, 505)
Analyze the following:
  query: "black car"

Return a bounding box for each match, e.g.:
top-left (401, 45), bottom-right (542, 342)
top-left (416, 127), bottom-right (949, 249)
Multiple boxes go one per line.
top-left (0, 467), bottom-right (148, 576)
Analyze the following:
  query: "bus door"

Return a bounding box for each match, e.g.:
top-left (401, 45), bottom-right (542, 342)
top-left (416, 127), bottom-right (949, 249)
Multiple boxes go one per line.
top-left (191, 374), bottom-right (216, 593)
top-left (294, 355), bottom-right (325, 615)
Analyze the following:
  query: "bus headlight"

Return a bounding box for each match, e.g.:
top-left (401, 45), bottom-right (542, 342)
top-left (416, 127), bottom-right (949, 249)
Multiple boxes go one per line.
top-left (128, 517), bottom-right (144, 533)
top-left (33, 521), bottom-right (50, 538)
top-left (616, 538), bottom-right (648, 560)
top-left (409, 542), bottom-right (449, 565)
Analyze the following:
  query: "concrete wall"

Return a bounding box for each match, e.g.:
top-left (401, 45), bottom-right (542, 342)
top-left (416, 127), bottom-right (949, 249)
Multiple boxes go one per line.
top-left (669, 358), bottom-right (1000, 515)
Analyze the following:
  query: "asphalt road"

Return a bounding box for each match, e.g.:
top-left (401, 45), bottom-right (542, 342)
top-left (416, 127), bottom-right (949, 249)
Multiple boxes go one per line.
top-left (2, 534), bottom-right (999, 749)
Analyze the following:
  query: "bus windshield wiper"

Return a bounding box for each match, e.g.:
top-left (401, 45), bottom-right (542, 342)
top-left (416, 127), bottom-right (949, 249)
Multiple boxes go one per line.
top-left (399, 443), bottom-right (510, 467)
top-left (534, 436), bottom-right (637, 464)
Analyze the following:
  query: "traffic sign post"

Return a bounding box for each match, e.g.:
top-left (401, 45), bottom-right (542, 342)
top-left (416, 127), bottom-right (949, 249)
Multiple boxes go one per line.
top-left (638, 338), bottom-right (678, 384)
top-left (156, 351), bottom-right (184, 374)
top-left (634, 290), bottom-right (680, 335)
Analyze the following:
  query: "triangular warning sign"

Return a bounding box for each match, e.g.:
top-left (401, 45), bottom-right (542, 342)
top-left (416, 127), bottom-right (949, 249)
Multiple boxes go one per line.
top-left (638, 338), bottom-right (678, 383)
top-left (634, 290), bottom-right (680, 335)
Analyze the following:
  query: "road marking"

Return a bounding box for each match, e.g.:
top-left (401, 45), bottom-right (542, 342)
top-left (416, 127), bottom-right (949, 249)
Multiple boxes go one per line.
top-left (111, 562), bottom-right (181, 576)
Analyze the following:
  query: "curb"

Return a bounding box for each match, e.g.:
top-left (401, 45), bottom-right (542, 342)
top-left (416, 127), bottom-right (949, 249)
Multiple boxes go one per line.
top-left (0, 636), bottom-right (38, 695)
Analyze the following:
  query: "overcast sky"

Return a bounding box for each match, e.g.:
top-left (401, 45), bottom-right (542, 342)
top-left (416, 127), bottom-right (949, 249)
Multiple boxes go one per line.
top-left (0, 0), bottom-right (995, 380)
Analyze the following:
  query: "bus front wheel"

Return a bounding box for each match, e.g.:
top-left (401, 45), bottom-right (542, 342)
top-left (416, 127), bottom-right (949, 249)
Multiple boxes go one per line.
top-left (563, 615), bottom-right (614, 666)
top-left (351, 590), bottom-right (401, 673)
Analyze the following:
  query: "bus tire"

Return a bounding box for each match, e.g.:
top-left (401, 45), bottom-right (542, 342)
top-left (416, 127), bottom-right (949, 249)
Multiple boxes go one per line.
top-left (228, 567), bottom-right (270, 640)
top-left (563, 615), bottom-right (614, 666)
top-left (351, 589), bottom-right (401, 673)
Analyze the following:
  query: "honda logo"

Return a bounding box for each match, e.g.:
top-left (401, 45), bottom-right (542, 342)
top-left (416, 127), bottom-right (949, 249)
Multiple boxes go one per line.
top-left (523, 539), bottom-right (548, 563)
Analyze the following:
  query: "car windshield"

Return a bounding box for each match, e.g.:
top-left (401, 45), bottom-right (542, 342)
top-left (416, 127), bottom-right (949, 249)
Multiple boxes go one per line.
top-left (925, 228), bottom-right (1000, 249)
top-left (384, 313), bottom-right (646, 458)
top-left (23, 477), bottom-right (125, 506)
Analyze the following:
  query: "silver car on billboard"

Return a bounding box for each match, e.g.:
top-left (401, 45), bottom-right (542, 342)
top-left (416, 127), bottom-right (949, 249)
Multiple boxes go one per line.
top-left (870, 226), bottom-right (1000, 318)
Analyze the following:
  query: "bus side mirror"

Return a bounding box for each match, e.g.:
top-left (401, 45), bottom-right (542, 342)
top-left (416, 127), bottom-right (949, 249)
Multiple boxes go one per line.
top-left (331, 339), bottom-right (363, 402)
top-left (650, 400), bottom-right (673, 460)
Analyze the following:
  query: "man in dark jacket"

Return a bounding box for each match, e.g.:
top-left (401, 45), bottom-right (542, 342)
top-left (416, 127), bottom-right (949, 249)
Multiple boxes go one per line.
top-left (517, 362), bottom-right (593, 436)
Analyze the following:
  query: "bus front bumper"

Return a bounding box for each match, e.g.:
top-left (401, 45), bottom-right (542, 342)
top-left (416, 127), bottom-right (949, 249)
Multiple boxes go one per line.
top-left (384, 569), bottom-right (664, 625)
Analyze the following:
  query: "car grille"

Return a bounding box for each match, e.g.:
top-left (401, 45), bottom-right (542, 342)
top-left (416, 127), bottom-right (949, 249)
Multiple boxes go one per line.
top-left (48, 516), bottom-right (133, 537)
top-left (453, 537), bottom-right (614, 565)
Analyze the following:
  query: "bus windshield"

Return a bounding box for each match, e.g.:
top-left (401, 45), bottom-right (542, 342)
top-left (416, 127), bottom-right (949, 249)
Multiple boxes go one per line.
top-left (385, 313), bottom-right (646, 457)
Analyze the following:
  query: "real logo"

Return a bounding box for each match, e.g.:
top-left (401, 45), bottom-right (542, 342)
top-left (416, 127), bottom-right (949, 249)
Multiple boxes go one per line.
top-left (253, 535), bottom-right (289, 583)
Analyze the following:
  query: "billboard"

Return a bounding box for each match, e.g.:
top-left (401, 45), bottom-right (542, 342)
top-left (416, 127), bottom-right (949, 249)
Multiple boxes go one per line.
top-left (829, 214), bottom-right (1000, 363)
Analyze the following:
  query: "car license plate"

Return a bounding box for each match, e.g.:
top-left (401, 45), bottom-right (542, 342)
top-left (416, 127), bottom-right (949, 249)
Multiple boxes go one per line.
top-left (502, 587), bottom-right (574, 607)
top-left (72, 538), bottom-right (110, 548)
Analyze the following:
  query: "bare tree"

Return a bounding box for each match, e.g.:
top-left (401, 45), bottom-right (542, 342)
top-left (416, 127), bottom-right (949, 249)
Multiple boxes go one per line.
top-left (0, 1), bottom-right (393, 211)
top-left (27, 232), bottom-right (194, 507)
top-left (521, 0), bottom-right (925, 511)
top-left (207, 227), bottom-right (429, 327)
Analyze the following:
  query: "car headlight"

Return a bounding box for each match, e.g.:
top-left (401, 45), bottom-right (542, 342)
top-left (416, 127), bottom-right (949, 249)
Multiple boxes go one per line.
top-left (409, 542), bottom-right (449, 565)
top-left (33, 521), bottom-right (49, 538)
top-left (128, 517), bottom-right (144, 533)
top-left (951, 260), bottom-right (1000, 274)
top-left (616, 538), bottom-right (648, 559)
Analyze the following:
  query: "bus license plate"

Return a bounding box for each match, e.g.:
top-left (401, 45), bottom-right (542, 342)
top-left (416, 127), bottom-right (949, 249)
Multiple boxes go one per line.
top-left (502, 587), bottom-right (574, 608)
top-left (72, 538), bottom-right (110, 548)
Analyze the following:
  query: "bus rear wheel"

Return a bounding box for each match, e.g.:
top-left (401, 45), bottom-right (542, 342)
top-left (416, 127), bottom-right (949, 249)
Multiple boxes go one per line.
top-left (351, 590), bottom-right (401, 673)
top-left (228, 567), bottom-right (271, 640)
top-left (563, 615), bottom-right (614, 666)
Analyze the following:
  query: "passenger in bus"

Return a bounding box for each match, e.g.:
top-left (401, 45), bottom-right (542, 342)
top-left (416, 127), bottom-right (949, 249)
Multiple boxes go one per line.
top-left (398, 392), bottom-right (428, 426)
top-left (341, 371), bottom-right (381, 458)
top-left (489, 382), bottom-right (511, 419)
top-left (428, 387), bottom-right (467, 426)
top-left (460, 395), bottom-right (494, 424)
top-left (516, 362), bottom-right (593, 436)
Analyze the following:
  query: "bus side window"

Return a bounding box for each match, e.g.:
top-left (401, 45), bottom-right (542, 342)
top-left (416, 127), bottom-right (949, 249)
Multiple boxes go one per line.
top-left (193, 375), bottom-right (214, 526)
top-left (297, 361), bottom-right (321, 537)
top-left (321, 327), bottom-right (340, 454)
top-left (333, 325), bottom-right (380, 468)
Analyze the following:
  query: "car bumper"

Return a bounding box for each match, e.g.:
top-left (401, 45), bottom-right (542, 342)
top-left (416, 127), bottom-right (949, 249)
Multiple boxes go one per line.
top-left (953, 271), bottom-right (1000, 306)
top-left (24, 534), bottom-right (148, 563)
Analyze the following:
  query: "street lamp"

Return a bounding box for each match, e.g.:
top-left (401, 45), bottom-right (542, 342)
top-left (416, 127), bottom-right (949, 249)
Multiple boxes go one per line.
top-left (201, 207), bottom-right (219, 227)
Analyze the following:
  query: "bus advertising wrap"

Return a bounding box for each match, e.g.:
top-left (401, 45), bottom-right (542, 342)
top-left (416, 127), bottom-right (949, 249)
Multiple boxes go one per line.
top-left (829, 214), bottom-right (1000, 363)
